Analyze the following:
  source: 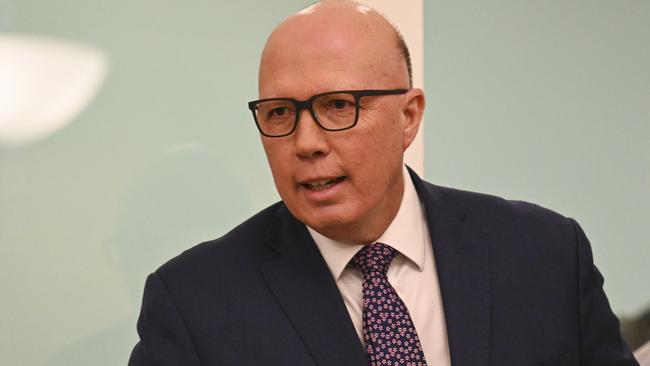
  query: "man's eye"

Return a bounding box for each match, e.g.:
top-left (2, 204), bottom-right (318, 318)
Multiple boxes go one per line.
top-left (330, 99), bottom-right (354, 109)
top-left (269, 107), bottom-right (290, 118)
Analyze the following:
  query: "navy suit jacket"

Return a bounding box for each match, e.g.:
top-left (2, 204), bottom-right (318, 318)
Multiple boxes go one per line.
top-left (129, 169), bottom-right (638, 365)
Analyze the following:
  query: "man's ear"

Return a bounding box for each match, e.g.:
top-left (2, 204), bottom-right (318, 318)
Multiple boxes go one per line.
top-left (401, 88), bottom-right (425, 151)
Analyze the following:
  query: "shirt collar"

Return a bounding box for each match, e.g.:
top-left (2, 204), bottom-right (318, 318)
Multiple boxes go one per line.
top-left (308, 165), bottom-right (427, 281)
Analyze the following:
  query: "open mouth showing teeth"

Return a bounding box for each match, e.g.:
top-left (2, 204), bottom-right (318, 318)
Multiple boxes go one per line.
top-left (301, 176), bottom-right (346, 191)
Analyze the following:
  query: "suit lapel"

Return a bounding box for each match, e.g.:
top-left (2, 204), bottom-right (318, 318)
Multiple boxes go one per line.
top-left (409, 168), bottom-right (491, 366)
top-left (260, 205), bottom-right (368, 366)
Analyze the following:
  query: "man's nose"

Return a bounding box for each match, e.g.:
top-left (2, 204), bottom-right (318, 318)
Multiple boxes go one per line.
top-left (293, 110), bottom-right (331, 159)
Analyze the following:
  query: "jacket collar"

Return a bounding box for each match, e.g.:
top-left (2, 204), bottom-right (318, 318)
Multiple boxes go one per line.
top-left (408, 167), bottom-right (491, 366)
top-left (260, 204), bottom-right (368, 366)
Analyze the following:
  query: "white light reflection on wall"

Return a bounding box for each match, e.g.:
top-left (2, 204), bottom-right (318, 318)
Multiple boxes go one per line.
top-left (0, 34), bottom-right (109, 147)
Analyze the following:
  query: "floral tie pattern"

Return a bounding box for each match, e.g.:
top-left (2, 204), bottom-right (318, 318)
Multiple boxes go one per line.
top-left (352, 243), bottom-right (428, 366)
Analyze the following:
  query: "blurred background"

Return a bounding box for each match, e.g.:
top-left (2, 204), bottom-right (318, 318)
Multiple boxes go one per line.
top-left (0, 0), bottom-right (648, 364)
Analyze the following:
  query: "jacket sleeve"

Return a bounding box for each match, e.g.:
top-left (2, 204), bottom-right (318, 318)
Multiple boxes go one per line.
top-left (571, 218), bottom-right (639, 365)
top-left (128, 272), bottom-right (202, 366)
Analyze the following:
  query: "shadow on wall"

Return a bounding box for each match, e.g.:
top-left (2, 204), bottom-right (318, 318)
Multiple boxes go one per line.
top-left (621, 307), bottom-right (650, 352)
top-left (44, 142), bottom-right (251, 366)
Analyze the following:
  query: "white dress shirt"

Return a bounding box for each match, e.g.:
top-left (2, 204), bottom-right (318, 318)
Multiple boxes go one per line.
top-left (308, 165), bottom-right (451, 365)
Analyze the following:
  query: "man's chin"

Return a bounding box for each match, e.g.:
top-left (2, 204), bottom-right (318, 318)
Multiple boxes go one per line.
top-left (297, 210), bottom-right (359, 240)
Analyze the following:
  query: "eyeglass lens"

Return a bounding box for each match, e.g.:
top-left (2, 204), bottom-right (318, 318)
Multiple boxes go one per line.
top-left (255, 93), bottom-right (358, 136)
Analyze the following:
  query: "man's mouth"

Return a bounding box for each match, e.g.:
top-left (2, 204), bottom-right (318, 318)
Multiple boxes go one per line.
top-left (300, 176), bottom-right (346, 191)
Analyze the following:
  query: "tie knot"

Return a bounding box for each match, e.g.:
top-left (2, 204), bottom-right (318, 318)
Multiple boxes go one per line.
top-left (352, 243), bottom-right (396, 276)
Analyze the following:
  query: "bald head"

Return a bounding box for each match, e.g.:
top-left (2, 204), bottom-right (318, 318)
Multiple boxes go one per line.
top-left (259, 0), bottom-right (412, 97)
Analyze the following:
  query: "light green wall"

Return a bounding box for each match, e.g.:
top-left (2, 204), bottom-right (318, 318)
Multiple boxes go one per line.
top-left (0, 1), bottom-right (648, 365)
top-left (424, 1), bottom-right (649, 315)
top-left (0, 1), bottom-right (311, 365)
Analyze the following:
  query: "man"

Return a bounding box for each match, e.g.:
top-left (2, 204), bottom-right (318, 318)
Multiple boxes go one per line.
top-left (129, 1), bottom-right (638, 365)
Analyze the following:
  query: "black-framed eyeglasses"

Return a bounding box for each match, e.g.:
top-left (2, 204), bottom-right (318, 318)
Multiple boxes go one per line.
top-left (248, 89), bottom-right (409, 137)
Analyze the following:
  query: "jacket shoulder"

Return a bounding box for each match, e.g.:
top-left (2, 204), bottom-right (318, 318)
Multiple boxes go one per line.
top-left (156, 201), bottom-right (285, 279)
top-left (426, 182), bottom-right (575, 232)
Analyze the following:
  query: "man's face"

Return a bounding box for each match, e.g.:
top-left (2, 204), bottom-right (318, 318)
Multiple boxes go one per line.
top-left (258, 10), bottom-right (422, 243)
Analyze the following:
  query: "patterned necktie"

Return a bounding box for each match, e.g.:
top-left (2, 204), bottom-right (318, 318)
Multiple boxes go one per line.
top-left (352, 243), bottom-right (428, 366)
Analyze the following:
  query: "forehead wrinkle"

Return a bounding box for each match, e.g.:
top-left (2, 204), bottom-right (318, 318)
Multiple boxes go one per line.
top-left (259, 1), bottom-right (407, 96)
top-left (261, 51), bottom-right (395, 99)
